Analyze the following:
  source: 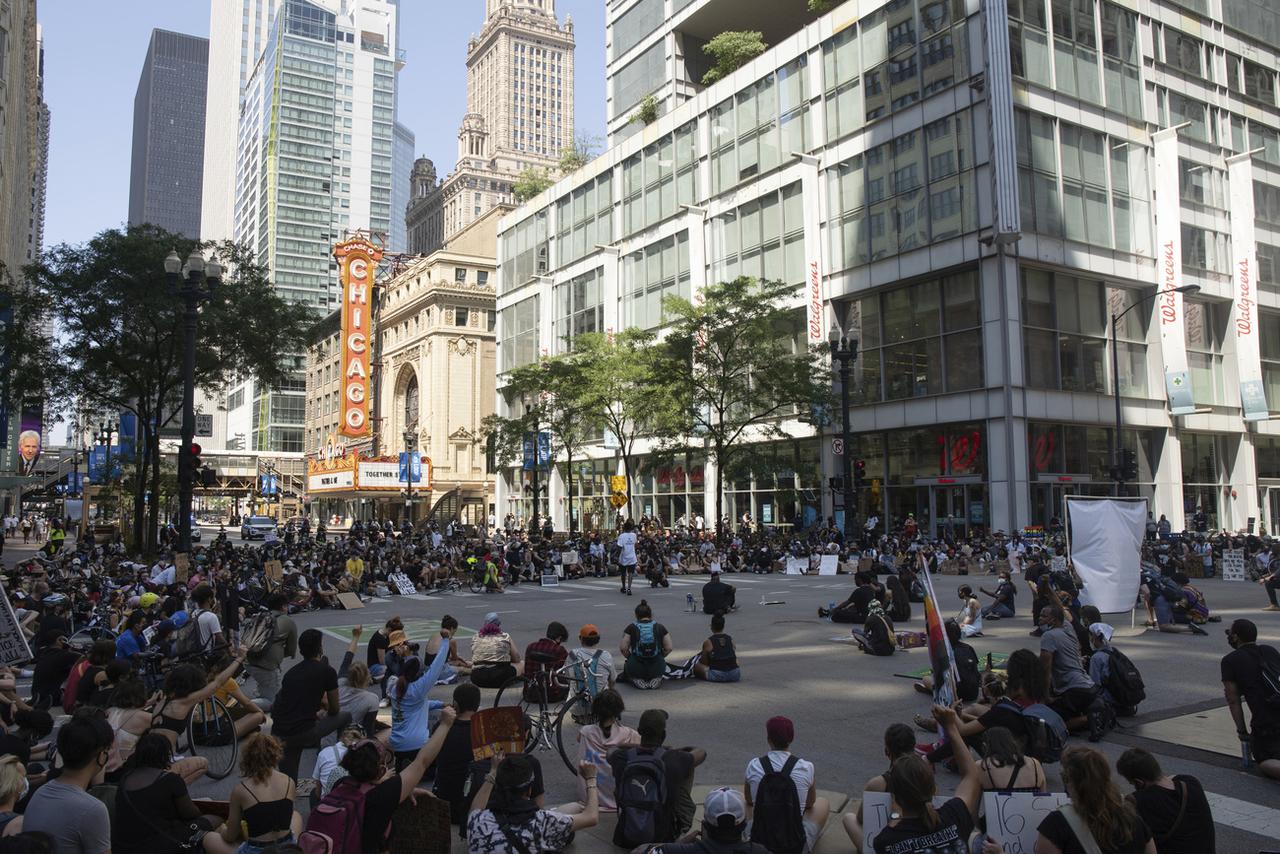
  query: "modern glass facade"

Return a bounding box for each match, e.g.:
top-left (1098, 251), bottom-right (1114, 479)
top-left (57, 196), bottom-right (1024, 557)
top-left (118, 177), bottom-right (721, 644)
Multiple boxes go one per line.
top-left (501, 0), bottom-right (1280, 534)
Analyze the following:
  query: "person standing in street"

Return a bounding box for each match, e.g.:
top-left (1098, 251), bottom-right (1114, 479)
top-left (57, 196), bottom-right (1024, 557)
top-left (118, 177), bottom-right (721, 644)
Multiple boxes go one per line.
top-left (245, 592), bottom-right (298, 705)
top-left (617, 519), bottom-right (638, 596)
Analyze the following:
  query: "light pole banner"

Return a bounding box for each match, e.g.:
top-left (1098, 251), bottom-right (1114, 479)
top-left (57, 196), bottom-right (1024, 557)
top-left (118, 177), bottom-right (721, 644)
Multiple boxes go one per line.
top-left (1152, 128), bottom-right (1196, 415)
top-left (1227, 153), bottom-right (1268, 421)
top-left (334, 236), bottom-right (383, 438)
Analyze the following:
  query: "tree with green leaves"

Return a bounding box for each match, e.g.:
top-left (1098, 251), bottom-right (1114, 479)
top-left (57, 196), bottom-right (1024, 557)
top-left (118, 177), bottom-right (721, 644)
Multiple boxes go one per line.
top-left (573, 330), bottom-right (679, 520)
top-left (701, 31), bottom-right (767, 84)
top-left (629, 95), bottom-right (660, 126)
top-left (27, 225), bottom-right (316, 553)
top-left (807, 0), bottom-right (838, 12)
top-left (486, 349), bottom-right (599, 532)
top-left (513, 168), bottom-right (555, 203)
top-left (659, 277), bottom-right (831, 538)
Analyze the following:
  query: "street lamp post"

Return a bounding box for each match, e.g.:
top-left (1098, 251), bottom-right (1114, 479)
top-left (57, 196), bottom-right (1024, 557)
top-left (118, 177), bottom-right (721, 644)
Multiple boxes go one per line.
top-left (97, 421), bottom-right (117, 485)
top-left (403, 427), bottom-right (416, 529)
top-left (828, 330), bottom-right (859, 543)
top-left (1109, 284), bottom-right (1200, 495)
top-left (164, 249), bottom-right (221, 555)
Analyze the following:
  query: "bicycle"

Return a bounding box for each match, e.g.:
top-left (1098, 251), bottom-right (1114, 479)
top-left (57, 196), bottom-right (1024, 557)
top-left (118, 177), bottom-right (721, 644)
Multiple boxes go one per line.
top-left (492, 659), bottom-right (603, 774)
top-left (136, 649), bottom-right (241, 780)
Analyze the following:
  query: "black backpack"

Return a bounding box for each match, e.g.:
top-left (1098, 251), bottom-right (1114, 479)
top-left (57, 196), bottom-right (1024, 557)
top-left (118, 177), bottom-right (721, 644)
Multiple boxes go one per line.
top-left (1103, 648), bottom-right (1146, 710)
top-left (748, 755), bottom-right (805, 854)
top-left (615, 747), bottom-right (669, 848)
top-left (1249, 646), bottom-right (1280, 711)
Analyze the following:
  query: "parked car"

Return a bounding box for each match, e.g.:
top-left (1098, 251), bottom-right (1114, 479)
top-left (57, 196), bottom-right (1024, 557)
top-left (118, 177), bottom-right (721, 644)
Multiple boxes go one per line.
top-left (240, 515), bottom-right (277, 540)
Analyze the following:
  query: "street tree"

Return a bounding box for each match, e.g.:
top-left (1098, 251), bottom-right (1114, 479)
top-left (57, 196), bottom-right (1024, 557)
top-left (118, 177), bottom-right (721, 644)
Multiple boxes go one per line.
top-left (29, 225), bottom-right (315, 552)
top-left (574, 330), bottom-right (678, 520)
top-left (660, 277), bottom-right (831, 538)
top-left (0, 264), bottom-right (68, 413)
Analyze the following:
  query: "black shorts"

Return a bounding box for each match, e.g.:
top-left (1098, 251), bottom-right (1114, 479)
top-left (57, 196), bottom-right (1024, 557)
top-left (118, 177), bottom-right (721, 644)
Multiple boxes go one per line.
top-left (1050, 686), bottom-right (1098, 719)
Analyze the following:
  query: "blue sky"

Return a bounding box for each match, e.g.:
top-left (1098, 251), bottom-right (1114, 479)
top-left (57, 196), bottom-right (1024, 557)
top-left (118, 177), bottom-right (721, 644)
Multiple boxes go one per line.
top-left (39, 0), bottom-right (606, 249)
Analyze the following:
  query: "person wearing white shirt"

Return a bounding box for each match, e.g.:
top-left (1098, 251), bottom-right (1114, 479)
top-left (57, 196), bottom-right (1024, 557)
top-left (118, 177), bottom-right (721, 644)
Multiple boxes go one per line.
top-left (743, 716), bottom-right (829, 853)
top-left (151, 558), bottom-right (176, 587)
top-left (616, 520), bottom-right (638, 596)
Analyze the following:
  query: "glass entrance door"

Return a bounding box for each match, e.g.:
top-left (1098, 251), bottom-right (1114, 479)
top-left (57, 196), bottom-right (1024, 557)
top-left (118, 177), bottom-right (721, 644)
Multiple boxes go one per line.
top-left (931, 486), bottom-right (969, 539)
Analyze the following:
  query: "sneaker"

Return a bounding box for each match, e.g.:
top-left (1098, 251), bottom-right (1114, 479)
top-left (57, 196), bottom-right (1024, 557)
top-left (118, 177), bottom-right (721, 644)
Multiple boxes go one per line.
top-left (1029, 628), bottom-right (1044, 637)
top-left (1264, 605), bottom-right (1280, 612)
top-left (1088, 708), bottom-right (1109, 742)
top-left (818, 607), bottom-right (830, 618)
top-left (378, 698), bottom-right (390, 708)
top-left (1189, 623), bottom-right (1208, 636)
top-left (913, 713), bottom-right (938, 733)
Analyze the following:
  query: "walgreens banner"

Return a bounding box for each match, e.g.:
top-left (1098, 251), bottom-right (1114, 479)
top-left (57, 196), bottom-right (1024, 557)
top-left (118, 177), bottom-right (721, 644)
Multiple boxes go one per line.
top-left (1153, 128), bottom-right (1196, 415)
top-left (1227, 153), bottom-right (1268, 421)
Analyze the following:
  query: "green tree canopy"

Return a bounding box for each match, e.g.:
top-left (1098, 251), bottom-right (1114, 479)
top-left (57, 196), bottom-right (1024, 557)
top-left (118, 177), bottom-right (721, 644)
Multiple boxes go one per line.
top-left (28, 224), bottom-right (316, 551)
top-left (659, 277), bottom-right (831, 535)
top-left (513, 168), bottom-right (555, 203)
top-left (702, 31), bottom-right (767, 84)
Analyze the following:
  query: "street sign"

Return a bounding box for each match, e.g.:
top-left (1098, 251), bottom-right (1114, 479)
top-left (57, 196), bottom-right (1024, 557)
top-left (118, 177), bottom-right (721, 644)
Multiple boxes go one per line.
top-left (832, 438), bottom-right (844, 456)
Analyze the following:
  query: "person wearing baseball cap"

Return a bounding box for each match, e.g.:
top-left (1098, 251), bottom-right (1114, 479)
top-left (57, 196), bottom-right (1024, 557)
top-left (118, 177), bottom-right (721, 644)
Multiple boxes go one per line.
top-left (633, 787), bottom-right (769, 853)
top-left (569, 624), bottom-right (617, 690)
top-left (743, 716), bottom-right (830, 853)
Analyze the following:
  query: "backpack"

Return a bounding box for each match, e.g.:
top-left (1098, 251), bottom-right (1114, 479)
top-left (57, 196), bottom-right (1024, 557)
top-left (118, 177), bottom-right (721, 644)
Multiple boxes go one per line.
top-left (241, 610), bottom-right (280, 657)
top-left (301, 779), bottom-right (380, 854)
top-left (1000, 699), bottom-right (1067, 763)
top-left (634, 622), bottom-right (659, 660)
top-left (615, 747), bottom-right (669, 847)
top-left (1250, 646), bottom-right (1280, 712)
top-left (570, 650), bottom-right (605, 718)
top-left (748, 755), bottom-right (806, 854)
top-left (1103, 648), bottom-right (1146, 710)
top-left (174, 609), bottom-right (207, 658)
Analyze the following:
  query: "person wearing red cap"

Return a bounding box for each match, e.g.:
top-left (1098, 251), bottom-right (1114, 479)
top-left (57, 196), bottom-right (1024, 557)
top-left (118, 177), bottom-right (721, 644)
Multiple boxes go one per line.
top-left (743, 716), bottom-right (829, 853)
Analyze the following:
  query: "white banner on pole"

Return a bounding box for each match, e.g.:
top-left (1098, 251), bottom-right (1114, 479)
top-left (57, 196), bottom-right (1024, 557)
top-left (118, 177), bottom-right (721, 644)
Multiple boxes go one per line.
top-left (1227, 152), bottom-right (1268, 420)
top-left (1066, 497), bottom-right (1146, 612)
top-left (1153, 128), bottom-right (1196, 415)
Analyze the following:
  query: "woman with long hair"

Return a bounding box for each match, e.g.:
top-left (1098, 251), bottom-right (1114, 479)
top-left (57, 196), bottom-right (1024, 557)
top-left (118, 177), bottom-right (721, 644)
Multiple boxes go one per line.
top-left (884, 574), bottom-right (911, 621)
top-left (559, 689), bottom-right (639, 813)
top-left (219, 734), bottom-right (301, 853)
top-left (978, 726), bottom-right (1045, 793)
top-left (112, 732), bottom-right (234, 854)
top-left (1034, 746), bottom-right (1154, 853)
top-left (388, 633), bottom-right (452, 770)
top-left (150, 647), bottom-right (248, 783)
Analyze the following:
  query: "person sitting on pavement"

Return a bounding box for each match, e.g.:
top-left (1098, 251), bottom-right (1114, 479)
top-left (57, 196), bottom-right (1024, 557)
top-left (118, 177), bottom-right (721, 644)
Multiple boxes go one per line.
top-left (469, 613), bottom-right (521, 689)
top-left (977, 725), bottom-right (1045, 794)
top-left (620, 600), bottom-right (671, 689)
top-left (819, 572), bottom-right (884, 623)
top-left (884, 574), bottom-right (911, 622)
top-left (336, 625), bottom-right (380, 737)
top-left (424, 614), bottom-right (471, 683)
top-left (980, 568), bottom-right (1017, 619)
top-left (609, 709), bottom-right (706, 845)
top-left (1115, 747), bottom-right (1214, 854)
top-left (852, 599), bottom-right (896, 656)
top-left (640, 788), bottom-right (772, 854)
top-left (430, 683), bottom-right (485, 829)
top-left (244, 593), bottom-right (297, 705)
top-left (1221, 618), bottom-right (1280, 780)
top-left (388, 634), bottom-right (453, 771)
top-left (912, 619), bottom-right (980, 706)
top-left (524, 621), bottom-right (571, 704)
top-left (1145, 571), bottom-right (1209, 636)
top-left (219, 733), bottom-right (302, 853)
top-left (152, 649), bottom-right (250, 783)
top-left (270, 629), bottom-right (351, 782)
top-left (848, 722), bottom-right (915, 831)
top-left (468, 751), bottom-right (599, 853)
top-left (692, 612), bottom-right (740, 682)
top-left (568, 624), bottom-right (616, 693)
top-left (846, 706), bottom-right (981, 853)
top-left (743, 715), bottom-right (830, 854)
top-left (1039, 603), bottom-right (1109, 741)
top-left (1034, 746), bottom-right (1154, 854)
top-left (701, 568), bottom-right (736, 614)
top-left (1087, 623), bottom-right (1145, 718)
top-left (558, 688), bottom-right (640, 815)
top-left (916, 648), bottom-right (1046, 764)
top-left (955, 584), bottom-right (984, 637)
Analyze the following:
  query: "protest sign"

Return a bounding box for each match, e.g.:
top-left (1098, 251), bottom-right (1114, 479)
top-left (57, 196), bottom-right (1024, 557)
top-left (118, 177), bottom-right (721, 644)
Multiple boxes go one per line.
top-left (0, 583), bottom-right (32, 666)
top-left (470, 706), bottom-right (526, 760)
top-left (390, 571), bottom-right (416, 595)
top-left (785, 557), bottom-right (806, 575)
top-left (861, 792), bottom-right (948, 854)
top-left (819, 555), bottom-right (838, 576)
top-left (983, 792), bottom-right (1072, 852)
top-left (1222, 549), bottom-right (1246, 581)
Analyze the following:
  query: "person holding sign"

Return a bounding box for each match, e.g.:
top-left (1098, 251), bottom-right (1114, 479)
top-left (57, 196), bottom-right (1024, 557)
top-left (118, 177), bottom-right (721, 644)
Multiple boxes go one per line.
top-left (863, 706), bottom-right (981, 854)
top-left (1034, 746), bottom-right (1154, 854)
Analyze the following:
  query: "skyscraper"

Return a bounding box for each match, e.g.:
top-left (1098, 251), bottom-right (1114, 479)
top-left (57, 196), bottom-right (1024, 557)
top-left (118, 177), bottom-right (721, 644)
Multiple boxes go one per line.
top-left (128, 29), bottom-right (209, 238)
top-left (200, 0), bottom-right (281, 243)
top-left (405, 0), bottom-right (575, 255)
top-left (225, 0), bottom-right (404, 453)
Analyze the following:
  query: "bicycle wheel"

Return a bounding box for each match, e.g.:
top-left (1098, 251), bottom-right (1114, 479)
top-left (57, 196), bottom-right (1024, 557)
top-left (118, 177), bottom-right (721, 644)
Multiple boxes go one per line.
top-left (186, 697), bottom-right (239, 780)
top-left (492, 676), bottom-right (528, 709)
top-left (553, 694), bottom-right (587, 775)
top-left (469, 574), bottom-right (484, 594)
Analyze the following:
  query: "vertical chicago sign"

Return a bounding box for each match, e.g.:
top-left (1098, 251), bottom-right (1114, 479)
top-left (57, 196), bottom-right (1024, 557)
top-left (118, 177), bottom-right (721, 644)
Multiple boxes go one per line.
top-left (334, 237), bottom-right (383, 438)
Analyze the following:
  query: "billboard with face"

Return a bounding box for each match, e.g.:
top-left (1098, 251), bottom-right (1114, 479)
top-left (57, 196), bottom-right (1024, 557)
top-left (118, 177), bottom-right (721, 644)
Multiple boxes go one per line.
top-left (17, 403), bottom-right (41, 476)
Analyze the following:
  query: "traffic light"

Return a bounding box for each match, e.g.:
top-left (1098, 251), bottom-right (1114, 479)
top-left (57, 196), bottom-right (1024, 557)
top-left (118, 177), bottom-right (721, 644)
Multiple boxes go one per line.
top-left (1121, 448), bottom-right (1138, 482)
top-left (854, 459), bottom-right (867, 490)
top-left (189, 443), bottom-right (202, 480)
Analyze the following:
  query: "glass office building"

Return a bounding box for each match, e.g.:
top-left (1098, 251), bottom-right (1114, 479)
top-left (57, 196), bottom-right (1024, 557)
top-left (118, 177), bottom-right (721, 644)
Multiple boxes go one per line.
top-left (497, 0), bottom-right (1280, 536)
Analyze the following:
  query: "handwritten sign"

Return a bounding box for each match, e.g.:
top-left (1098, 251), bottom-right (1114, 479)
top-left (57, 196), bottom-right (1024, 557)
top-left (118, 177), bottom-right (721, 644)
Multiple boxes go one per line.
top-left (470, 706), bottom-right (526, 761)
top-left (0, 582), bottom-right (32, 666)
top-left (1051, 555), bottom-right (1067, 573)
top-left (265, 559), bottom-right (283, 582)
top-left (540, 573), bottom-right (560, 587)
top-left (819, 555), bottom-right (839, 576)
top-left (561, 550), bottom-right (578, 567)
top-left (983, 792), bottom-right (1071, 853)
top-left (861, 792), bottom-right (949, 854)
top-left (390, 571), bottom-right (417, 596)
top-left (785, 557), bottom-right (807, 575)
top-left (1222, 548), bottom-right (1246, 582)
top-left (175, 553), bottom-right (190, 585)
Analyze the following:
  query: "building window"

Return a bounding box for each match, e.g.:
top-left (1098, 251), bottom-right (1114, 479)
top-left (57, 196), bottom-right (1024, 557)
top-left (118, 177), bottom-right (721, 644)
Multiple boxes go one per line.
top-left (455, 307), bottom-right (469, 327)
top-left (501, 296), bottom-right (540, 372)
top-left (455, 267), bottom-right (468, 283)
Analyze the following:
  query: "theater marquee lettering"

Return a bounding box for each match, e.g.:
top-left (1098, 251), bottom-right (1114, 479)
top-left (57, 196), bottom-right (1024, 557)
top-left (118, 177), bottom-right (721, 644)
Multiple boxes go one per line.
top-left (334, 237), bottom-right (383, 438)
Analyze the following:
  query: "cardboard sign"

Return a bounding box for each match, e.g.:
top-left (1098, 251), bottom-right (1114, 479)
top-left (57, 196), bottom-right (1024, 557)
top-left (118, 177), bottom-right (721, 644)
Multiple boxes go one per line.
top-left (174, 553), bottom-right (189, 584)
top-left (819, 555), bottom-right (838, 576)
top-left (470, 706), bottom-right (526, 760)
top-left (1222, 548), bottom-right (1246, 581)
top-left (858, 557), bottom-right (874, 573)
top-left (561, 550), bottom-right (578, 566)
top-left (336, 592), bottom-right (364, 610)
top-left (0, 582), bottom-right (33, 665)
top-left (861, 792), bottom-right (949, 854)
top-left (983, 792), bottom-right (1071, 853)
top-left (710, 561), bottom-right (722, 574)
top-left (785, 557), bottom-right (806, 575)
top-left (540, 573), bottom-right (559, 587)
top-left (265, 559), bottom-right (283, 582)
top-left (390, 572), bottom-right (417, 595)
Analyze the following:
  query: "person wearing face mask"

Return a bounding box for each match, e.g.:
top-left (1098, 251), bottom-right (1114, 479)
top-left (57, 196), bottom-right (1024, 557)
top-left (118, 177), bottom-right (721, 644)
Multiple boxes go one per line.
top-left (1221, 618), bottom-right (1280, 780)
top-left (22, 713), bottom-right (116, 853)
top-left (979, 570), bottom-right (1017, 619)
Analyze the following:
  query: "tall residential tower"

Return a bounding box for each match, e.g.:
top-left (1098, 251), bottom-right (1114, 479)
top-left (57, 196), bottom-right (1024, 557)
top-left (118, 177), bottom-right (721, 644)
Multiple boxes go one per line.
top-left (405, 0), bottom-right (575, 254)
top-left (129, 29), bottom-right (209, 237)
